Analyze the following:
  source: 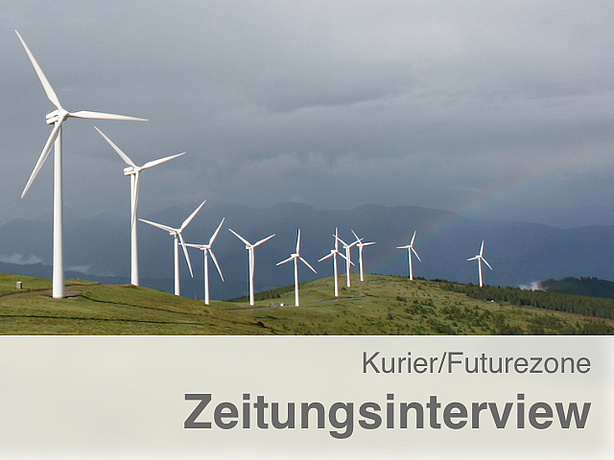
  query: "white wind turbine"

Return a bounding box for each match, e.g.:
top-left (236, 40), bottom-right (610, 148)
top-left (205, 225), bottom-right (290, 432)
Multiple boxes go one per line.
top-left (95, 127), bottom-right (185, 287)
top-left (397, 231), bottom-right (422, 281)
top-left (277, 230), bottom-right (317, 307)
top-left (336, 234), bottom-right (358, 287)
top-left (229, 229), bottom-right (275, 306)
top-left (139, 200), bottom-right (206, 296)
top-left (467, 240), bottom-right (493, 287)
top-left (16, 30), bottom-right (147, 299)
top-left (318, 228), bottom-right (349, 297)
top-left (185, 218), bottom-right (226, 305)
top-left (351, 230), bottom-right (375, 282)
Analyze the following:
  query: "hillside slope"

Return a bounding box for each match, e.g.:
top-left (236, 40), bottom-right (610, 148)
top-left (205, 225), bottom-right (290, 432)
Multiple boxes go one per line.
top-left (1, 273), bottom-right (612, 335)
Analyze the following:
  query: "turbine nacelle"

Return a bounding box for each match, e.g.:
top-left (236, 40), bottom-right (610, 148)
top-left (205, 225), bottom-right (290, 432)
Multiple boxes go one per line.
top-left (318, 247), bottom-right (340, 260)
top-left (45, 109), bottom-right (68, 125)
top-left (336, 236), bottom-right (358, 250)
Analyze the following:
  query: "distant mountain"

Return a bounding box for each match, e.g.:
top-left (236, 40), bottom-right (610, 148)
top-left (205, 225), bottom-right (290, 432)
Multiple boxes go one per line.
top-left (469, 205), bottom-right (614, 228)
top-left (540, 277), bottom-right (614, 299)
top-left (1, 202), bottom-right (614, 299)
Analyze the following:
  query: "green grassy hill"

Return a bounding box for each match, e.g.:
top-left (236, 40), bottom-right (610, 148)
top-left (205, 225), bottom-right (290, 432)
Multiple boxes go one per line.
top-left (0, 273), bottom-right (612, 335)
top-left (540, 276), bottom-right (614, 299)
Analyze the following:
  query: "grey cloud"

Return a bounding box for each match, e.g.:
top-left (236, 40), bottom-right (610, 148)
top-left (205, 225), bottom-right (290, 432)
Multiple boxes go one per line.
top-left (1, 0), bottom-right (613, 225)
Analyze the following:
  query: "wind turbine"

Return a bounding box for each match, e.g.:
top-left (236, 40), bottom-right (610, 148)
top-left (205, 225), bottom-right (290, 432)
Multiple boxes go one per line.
top-left (185, 218), bottom-right (226, 305)
top-left (229, 229), bottom-right (275, 306)
top-left (397, 231), bottom-right (422, 280)
top-left (16, 30), bottom-right (147, 299)
top-left (336, 234), bottom-right (358, 287)
top-left (351, 230), bottom-right (375, 282)
top-left (277, 229), bottom-right (317, 307)
top-left (318, 228), bottom-right (349, 297)
top-left (95, 127), bottom-right (185, 287)
top-left (139, 200), bottom-right (206, 296)
top-left (467, 240), bottom-right (493, 287)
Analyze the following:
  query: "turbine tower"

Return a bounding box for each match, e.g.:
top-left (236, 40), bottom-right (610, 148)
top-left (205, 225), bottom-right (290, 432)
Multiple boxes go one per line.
top-left (277, 229), bottom-right (317, 307)
top-left (139, 200), bottom-right (206, 296)
top-left (467, 240), bottom-right (493, 287)
top-left (336, 234), bottom-right (358, 287)
top-left (397, 231), bottom-right (422, 280)
top-left (16, 30), bottom-right (147, 299)
top-left (318, 228), bottom-right (348, 297)
top-left (351, 230), bottom-right (375, 282)
top-left (186, 218), bottom-right (226, 305)
top-left (95, 127), bottom-right (185, 286)
top-left (229, 229), bottom-right (275, 306)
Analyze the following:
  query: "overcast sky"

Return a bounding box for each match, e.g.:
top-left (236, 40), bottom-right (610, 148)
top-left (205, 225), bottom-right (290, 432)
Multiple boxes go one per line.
top-left (2, 0), bottom-right (613, 223)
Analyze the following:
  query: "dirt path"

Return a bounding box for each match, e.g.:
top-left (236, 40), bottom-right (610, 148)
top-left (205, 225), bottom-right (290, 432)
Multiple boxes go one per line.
top-left (0, 286), bottom-right (83, 301)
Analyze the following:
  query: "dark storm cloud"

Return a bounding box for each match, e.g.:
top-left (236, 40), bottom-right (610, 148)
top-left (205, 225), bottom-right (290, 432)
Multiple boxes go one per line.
top-left (1, 0), bottom-right (613, 223)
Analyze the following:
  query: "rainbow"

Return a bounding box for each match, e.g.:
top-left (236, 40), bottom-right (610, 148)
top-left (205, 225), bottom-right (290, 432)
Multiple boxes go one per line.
top-left (367, 148), bottom-right (600, 276)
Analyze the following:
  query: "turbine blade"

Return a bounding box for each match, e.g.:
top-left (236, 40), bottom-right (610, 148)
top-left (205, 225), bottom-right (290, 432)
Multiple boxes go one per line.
top-left (180, 199), bottom-right (206, 231)
top-left (254, 234), bottom-right (275, 247)
top-left (467, 256), bottom-right (479, 261)
top-left (229, 228), bottom-right (250, 246)
top-left (68, 110), bottom-right (148, 122)
top-left (209, 250), bottom-right (225, 282)
top-left (295, 229), bottom-right (301, 254)
top-left (397, 245), bottom-right (410, 249)
top-left (479, 241), bottom-right (485, 256)
top-left (178, 233), bottom-right (194, 277)
top-left (483, 258), bottom-right (494, 271)
top-left (138, 218), bottom-right (176, 234)
top-left (338, 252), bottom-right (349, 262)
top-left (336, 236), bottom-right (348, 247)
top-left (364, 241), bottom-right (376, 246)
top-left (300, 257), bottom-right (318, 274)
top-left (208, 218), bottom-right (226, 246)
top-left (15, 30), bottom-right (62, 110)
top-left (141, 152), bottom-right (186, 170)
top-left (94, 126), bottom-right (136, 168)
top-left (318, 252), bottom-right (333, 262)
top-left (351, 230), bottom-right (360, 242)
top-left (276, 256), bottom-right (293, 266)
top-left (410, 231), bottom-right (417, 246)
top-left (21, 121), bottom-right (62, 198)
top-left (412, 248), bottom-right (422, 262)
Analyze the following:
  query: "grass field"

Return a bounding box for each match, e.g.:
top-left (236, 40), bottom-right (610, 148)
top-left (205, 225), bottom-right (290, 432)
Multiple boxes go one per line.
top-left (0, 273), bottom-right (612, 335)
